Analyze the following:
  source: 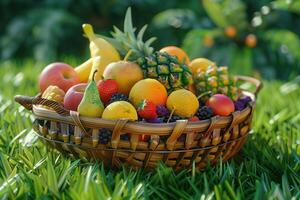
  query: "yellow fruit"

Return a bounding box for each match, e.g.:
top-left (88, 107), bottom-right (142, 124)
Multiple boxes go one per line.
top-left (103, 61), bottom-right (143, 95)
top-left (167, 89), bottom-right (199, 118)
top-left (189, 58), bottom-right (215, 74)
top-left (88, 56), bottom-right (107, 81)
top-left (41, 85), bottom-right (65, 110)
top-left (83, 24), bottom-right (120, 80)
top-left (129, 78), bottom-right (168, 107)
top-left (75, 58), bottom-right (93, 83)
top-left (102, 101), bottom-right (138, 121)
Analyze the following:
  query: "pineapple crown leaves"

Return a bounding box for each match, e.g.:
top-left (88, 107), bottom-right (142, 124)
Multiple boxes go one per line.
top-left (96, 7), bottom-right (157, 60)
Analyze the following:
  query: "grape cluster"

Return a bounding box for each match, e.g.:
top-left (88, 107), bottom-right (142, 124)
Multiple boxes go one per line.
top-left (234, 96), bottom-right (252, 111)
top-left (99, 129), bottom-right (112, 144)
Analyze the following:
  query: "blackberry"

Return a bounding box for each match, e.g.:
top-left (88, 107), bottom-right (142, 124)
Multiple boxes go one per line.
top-left (109, 93), bottom-right (129, 104)
top-left (120, 134), bottom-right (130, 141)
top-left (198, 99), bottom-right (206, 107)
top-left (196, 106), bottom-right (214, 120)
top-left (99, 129), bottom-right (112, 144)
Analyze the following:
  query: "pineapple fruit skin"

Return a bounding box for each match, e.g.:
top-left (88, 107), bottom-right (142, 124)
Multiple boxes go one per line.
top-left (194, 66), bottom-right (238, 100)
top-left (136, 52), bottom-right (194, 93)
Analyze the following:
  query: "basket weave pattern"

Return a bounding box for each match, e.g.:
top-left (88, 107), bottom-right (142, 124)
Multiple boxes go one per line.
top-left (15, 75), bottom-right (262, 171)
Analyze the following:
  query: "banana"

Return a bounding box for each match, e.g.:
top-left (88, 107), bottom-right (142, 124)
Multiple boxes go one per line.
top-left (83, 24), bottom-right (120, 80)
top-left (75, 58), bottom-right (94, 83)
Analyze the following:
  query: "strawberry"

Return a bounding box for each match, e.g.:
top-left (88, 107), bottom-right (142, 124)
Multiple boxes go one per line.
top-left (97, 79), bottom-right (118, 105)
top-left (137, 100), bottom-right (157, 119)
top-left (189, 116), bottom-right (200, 122)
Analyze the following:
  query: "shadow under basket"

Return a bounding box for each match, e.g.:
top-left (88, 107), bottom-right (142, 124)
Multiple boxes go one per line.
top-left (15, 75), bottom-right (262, 171)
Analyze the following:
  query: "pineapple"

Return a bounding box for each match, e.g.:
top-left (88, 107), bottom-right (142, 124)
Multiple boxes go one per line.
top-left (194, 65), bottom-right (238, 100)
top-left (99, 8), bottom-right (193, 93)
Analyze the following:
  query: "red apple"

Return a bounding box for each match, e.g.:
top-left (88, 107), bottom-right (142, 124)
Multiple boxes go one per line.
top-left (97, 79), bottom-right (119, 105)
top-left (206, 94), bottom-right (234, 116)
top-left (64, 83), bottom-right (87, 111)
top-left (39, 62), bottom-right (80, 93)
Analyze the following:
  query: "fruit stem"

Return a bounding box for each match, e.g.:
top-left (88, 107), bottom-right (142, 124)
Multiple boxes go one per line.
top-left (167, 108), bottom-right (175, 123)
top-left (82, 24), bottom-right (94, 39)
top-left (92, 70), bottom-right (98, 81)
top-left (124, 50), bottom-right (133, 61)
top-left (197, 91), bottom-right (212, 100)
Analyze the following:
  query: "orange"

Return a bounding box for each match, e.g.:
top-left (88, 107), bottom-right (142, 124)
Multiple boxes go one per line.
top-left (225, 26), bottom-right (237, 38)
top-left (245, 34), bottom-right (257, 48)
top-left (129, 79), bottom-right (168, 107)
top-left (159, 46), bottom-right (190, 65)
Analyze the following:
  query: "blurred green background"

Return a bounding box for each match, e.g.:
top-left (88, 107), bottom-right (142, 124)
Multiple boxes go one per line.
top-left (1, 0), bottom-right (300, 79)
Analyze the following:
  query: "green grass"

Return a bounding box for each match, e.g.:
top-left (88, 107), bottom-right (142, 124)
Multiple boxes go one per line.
top-left (0, 60), bottom-right (299, 199)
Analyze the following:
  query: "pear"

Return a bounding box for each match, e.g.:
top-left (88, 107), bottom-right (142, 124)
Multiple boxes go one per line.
top-left (77, 69), bottom-right (104, 117)
top-left (75, 57), bottom-right (94, 83)
top-left (83, 24), bottom-right (120, 80)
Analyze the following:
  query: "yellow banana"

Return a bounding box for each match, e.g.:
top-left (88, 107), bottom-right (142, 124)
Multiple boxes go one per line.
top-left (75, 58), bottom-right (94, 83)
top-left (83, 23), bottom-right (120, 59)
top-left (88, 56), bottom-right (107, 82)
top-left (83, 24), bottom-right (120, 80)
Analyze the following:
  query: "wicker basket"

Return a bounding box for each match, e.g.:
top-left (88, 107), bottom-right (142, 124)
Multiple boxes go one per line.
top-left (15, 75), bottom-right (262, 171)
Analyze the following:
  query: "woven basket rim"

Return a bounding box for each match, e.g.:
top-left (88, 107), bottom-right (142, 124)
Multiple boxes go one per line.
top-left (32, 101), bottom-right (254, 136)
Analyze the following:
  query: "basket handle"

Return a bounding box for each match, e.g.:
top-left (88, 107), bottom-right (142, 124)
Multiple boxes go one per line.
top-left (235, 75), bottom-right (263, 97)
top-left (14, 94), bottom-right (70, 116)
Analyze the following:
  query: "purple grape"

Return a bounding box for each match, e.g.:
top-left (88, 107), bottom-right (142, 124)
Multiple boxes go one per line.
top-left (156, 105), bottom-right (169, 117)
top-left (234, 100), bottom-right (245, 111)
top-left (146, 118), bottom-right (164, 123)
top-left (234, 96), bottom-right (252, 111)
top-left (241, 96), bottom-right (252, 104)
